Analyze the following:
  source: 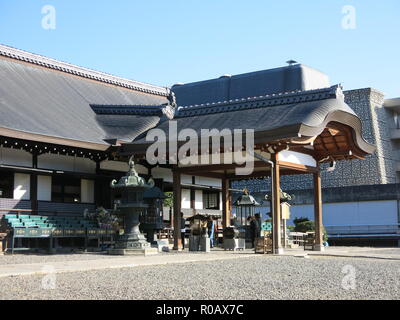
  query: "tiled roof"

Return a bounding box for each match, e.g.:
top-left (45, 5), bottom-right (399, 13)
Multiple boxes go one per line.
top-left (91, 104), bottom-right (167, 116)
top-left (0, 44), bottom-right (168, 96)
top-left (176, 85), bottom-right (343, 118)
top-left (124, 84), bottom-right (375, 157)
top-left (0, 54), bottom-right (169, 147)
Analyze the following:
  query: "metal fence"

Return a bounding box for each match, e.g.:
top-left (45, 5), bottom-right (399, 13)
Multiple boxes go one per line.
top-left (326, 224), bottom-right (400, 235)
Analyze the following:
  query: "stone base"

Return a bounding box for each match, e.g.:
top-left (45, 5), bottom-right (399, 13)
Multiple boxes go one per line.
top-left (313, 244), bottom-right (325, 252)
top-left (189, 235), bottom-right (200, 252)
top-left (223, 238), bottom-right (245, 251)
top-left (189, 235), bottom-right (211, 252)
top-left (273, 248), bottom-right (284, 255)
top-left (108, 247), bottom-right (158, 256)
top-left (200, 237), bottom-right (210, 253)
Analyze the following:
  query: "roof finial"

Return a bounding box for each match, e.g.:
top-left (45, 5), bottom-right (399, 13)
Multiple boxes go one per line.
top-left (286, 60), bottom-right (298, 66)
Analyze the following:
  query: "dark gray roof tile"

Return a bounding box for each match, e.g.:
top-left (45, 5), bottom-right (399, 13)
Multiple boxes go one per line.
top-left (0, 56), bottom-right (169, 146)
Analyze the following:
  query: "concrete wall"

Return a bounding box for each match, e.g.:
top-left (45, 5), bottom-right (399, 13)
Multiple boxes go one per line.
top-left (288, 200), bottom-right (398, 227)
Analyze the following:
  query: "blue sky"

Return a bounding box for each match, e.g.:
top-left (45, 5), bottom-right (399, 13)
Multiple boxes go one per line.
top-left (0, 0), bottom-right (399, 97)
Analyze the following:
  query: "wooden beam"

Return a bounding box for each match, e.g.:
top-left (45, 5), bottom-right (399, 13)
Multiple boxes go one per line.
top-left (313, 168), bottom-right (324, 251)
top-left (177, 161), bottom-right (269, 174)
top-left (190, 188), bottom-right (195, 210)
top-left (30, 152), bottom-right (38, 213)
top-left (289, 146), bottom-right (315, 156)
top-left (172, 169), bottom-right (182, 251)
top-left (271, 153), bottom-right (283, 254)
top-left (222, 178), bottom-right (230, 229)
top-left (0, 127), bottom-right (109, 151)
top-left (176, 171), bottom-right (226, 179)
top-left (226, 171), bottom-right (270, 180)
top-left (278, 161), bottom-right (318, 173)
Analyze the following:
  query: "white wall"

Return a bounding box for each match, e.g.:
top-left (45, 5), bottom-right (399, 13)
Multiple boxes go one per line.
top-left (181, 174), bottom-right (193, 184)
top-left (100, 160), bottom-right (148, 174)
top-left (278, 150), bottom-right (316, 167)
top-left (181, 189), bottom-right (191, 209)
top-left (74, 157), bottom-right (96, 174)
top-left (81, 179), bottom-right (94, 203)
top-left (100, 160), bottom-right (129, 172)
top-left (151, 167), bottom-right (173, 183)
top-left (0, 147), bottom-right (32, 167)
top-left (195, 176), bottom-right (222, 188)
top-left (150, 167), bottom-right (223, 189)
top-left (13, 173), bottom-right (30, 200)
top-left (37, 175), bottom-right (52, 201)
top-left (288, 200), bottom-right (399, 226)
top-left (195, 190), bottom-right (203, 209)
top-left (38, 154), bottom-right (74, 171)
top-left (38, 154), bottom-right (95, 173)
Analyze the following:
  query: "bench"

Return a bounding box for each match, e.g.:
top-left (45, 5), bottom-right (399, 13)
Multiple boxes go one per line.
top-left (2, 214), bottom-right (115, 254)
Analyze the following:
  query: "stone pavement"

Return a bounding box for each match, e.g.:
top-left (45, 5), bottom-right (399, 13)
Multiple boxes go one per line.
top-left (0, 246), bottom-right (399, 278)
top-left (300, 246), bottom-right (400, 260)
top-left (0, 250), bottom-right (257, 278)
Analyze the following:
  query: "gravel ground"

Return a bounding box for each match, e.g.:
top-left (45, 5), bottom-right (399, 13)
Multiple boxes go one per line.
top-left (363, 248), bottom-right (400, 256)
top-left (1, 247), bottom-right (398, 265)
top-left (0, 250), bottom-right (237, 265)
top-left (0, 255), bottom-right (399, 300)
top-left (0, 252), bottom-right (126, 265)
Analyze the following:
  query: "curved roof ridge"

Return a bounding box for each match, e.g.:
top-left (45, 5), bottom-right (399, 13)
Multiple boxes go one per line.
top-left (176, 85), bottom-right (342, 118)
top-left (0, 43), bottom-right (168, 97)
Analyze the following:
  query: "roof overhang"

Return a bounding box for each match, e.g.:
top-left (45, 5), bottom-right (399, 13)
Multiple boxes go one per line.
top-left (384, 97), bottom-right (400, 112)
top-left (0, 127), bottom-right (110, 151)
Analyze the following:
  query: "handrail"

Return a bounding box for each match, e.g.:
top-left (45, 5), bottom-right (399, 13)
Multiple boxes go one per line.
top-left (0, 209), bottom-right (33, 212)
top-left (326, 224), bottom-right (400, 234)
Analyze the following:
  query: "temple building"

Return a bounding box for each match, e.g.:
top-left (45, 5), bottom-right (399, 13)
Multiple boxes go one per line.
top-left (0, 43), bottom-right (385, 252)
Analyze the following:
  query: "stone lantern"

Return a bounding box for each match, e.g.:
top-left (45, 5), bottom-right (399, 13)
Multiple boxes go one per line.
top-left (232, 189), bottom-right (261, 248)
top-left (108, 157), bottom-right (158, 255)
top-left (233, 189), bottom-right (260, 227)
top-left (141, 186), bottom-right (166, 244)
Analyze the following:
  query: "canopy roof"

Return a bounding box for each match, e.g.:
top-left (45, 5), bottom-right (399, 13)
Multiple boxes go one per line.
top-left (123, 85), bottom-right (375, 161)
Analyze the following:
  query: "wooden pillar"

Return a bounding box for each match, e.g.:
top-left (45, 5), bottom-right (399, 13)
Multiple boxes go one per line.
top-left (190, 189), bottom-right (195, 210)
top-left (94, 161), bottom-right (102, 207)
top-left (172, 169), bottom-right (182, 250)
top-left (30, 152), bottom-right (38, 214)
top-left (222, 178), bottom-right (230, 229)
top-left (190, 176), bottom-right (196, 210)
top-left (271, 153), bottom-right (283, 254)
top-left (313, 168), bottom-right (324, 251)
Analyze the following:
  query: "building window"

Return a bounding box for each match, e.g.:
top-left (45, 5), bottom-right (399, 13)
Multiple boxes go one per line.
top-left (396, 113), bottom-right (400, 129)
top-left (0, 172), bottom-right (14, 199)
top-left (203, 191), bottom-right (219, 210)
top-left (52, 176), bottom-right (81, 203)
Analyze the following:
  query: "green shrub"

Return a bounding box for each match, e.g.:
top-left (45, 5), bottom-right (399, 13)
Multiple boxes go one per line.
top-left (293, 217), bottom-right (328, 242)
